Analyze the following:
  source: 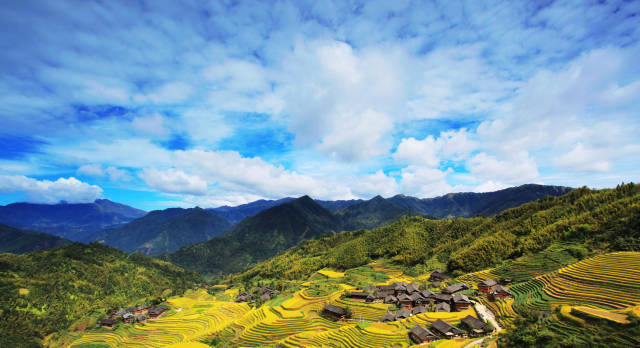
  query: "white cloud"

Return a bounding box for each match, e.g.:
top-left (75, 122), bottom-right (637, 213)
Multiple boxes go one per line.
top-left (77, 163), bottom-right (104, 177)
top-left (350, 170), bottom-right (398, 198)
top-left (140, 168), bottom-right (207, 196)
top-left (131, 113), bottom-right (170, 137)
top-left (77, 164), bottom-right (131, 182)
top-left (398, 166), bottom-right (458, 198)
top-left (142, 82), bottom-right (194, 104)
top-left (105, 166), bottom-right (132, 182)
top-left (394, 128), bottom-right (477, 168)
top-left (473, 181), bottom-right (512, 193)
top-left (467, 152), bottom-right (539, 184)
top-left (0, 175), bottom-right (103, 203)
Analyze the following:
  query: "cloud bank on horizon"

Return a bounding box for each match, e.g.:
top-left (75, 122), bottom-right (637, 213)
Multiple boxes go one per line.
top-left (0, 0), bottom-right (639, 209)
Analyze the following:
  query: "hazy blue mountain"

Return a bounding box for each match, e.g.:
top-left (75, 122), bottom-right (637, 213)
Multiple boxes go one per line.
top-left (167, 196), bottom-right (341, 275)
top-left (334, 195), bottom-right (419, 231)
top-left (90, 207), bottom-right (231, 255)
top-left (0, 199), bottom-right (146, 240)
top-left (387, 184), bottom-right (573, 218)
top-left (0, 223), bottom-right (72, 254)
top-left (316, 199), bottom-right (365, 211)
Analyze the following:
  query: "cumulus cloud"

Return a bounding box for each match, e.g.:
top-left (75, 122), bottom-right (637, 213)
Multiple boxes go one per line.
top-left (140, 168), bottom-right (208, 195)
top-left (0, 175), bottom-right (103, 203)
top-left (467, 152), bottom-right (539, 184)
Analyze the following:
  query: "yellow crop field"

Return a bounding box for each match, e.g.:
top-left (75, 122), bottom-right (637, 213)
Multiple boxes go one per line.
top-left (318, 268), bottom-right (346, 278)
top-left (572, 306), bottom-right (630, 324)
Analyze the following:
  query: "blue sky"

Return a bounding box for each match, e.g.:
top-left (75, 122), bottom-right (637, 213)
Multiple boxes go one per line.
top-left (1, 0), bottom-right (639, 210)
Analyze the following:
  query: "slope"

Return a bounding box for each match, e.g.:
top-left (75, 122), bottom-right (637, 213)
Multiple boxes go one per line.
top-left (334, 195), bottom-right (420, 231)
top-left (91, 207), bottom-right (231, 255)
top-left (0, 223), bottom-right (72, 254)
top-left (208, 198), bottom-right (295, 225)
top-left (0, 242), bottom-right (201, 347)
top-left (237, 183), bottom-right (639, 281)
top-left (168, 196), bottom-right (341, 276)
top-left (0, 199), bottom-right (146, 241)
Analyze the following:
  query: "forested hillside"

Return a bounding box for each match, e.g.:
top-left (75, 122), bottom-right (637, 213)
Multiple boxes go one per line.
top-left (0, 243), bottom-right (201, 347)
top-left (0, 224), bottom-right (71, 254)
top-left (236, 183), bottom-right (639, 281)
top-left (90, 207), bottom-right (231, 255)
top-left (167, 196), bottom-right (341, 276)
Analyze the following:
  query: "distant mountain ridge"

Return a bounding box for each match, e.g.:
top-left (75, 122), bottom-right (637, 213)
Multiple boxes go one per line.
top-left (0, 199), bottom-right (146, 241)
top-left (89, 207), bottom-right (231, 255)
top-left (0, 223), bottom-right (72, 254)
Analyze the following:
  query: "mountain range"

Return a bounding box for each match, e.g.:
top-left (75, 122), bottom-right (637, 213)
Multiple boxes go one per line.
top-left (0, 223), bottom-right (72, 254)
top-left (0, 199), bottom-right (146, 241)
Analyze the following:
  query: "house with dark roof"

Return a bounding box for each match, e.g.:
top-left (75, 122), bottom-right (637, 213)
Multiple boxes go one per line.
top-left (431, 281), bottom-right (441, 288)
top-left (396, 308), bottom-right (412, 319)
top-left (98, 318), bottom-right (117, 329)
top-left (491, 285), bottom-right (512, 300)
top-left (431, 319), bottom-right (464, 338)
top-left (460, 315), bottom-right (488, 336)
top-left (394, 282), bottom-right (408, 296)
top-left (477, 279), bottom-right (497, 294)
top-left (381, 312), bottom-right (396, 322)
top-left (123, 312), bottom-right (134, 324)
top-left (148, 306), bottom-right (168, 319)
top-left (442, 283), bottom-right (468, 294)
top-left (260, 293), bottom-right (271, 302)
top-left (453, 294), bottom-right (471, 311)
top-left (435, 302), bottom-right (451, 312)
top-left (435, 293), bottom-right (453, 303)
top-left (134, 305), bottom-right (150, 315)
top-left (384, 295), bottom-right (398, 304)
top-left (406, 283), bottom-right (420, 294)
top-left (235, 291), bottom-right (253, 303)
top-left (430, 270), bottom-right (450, 282)
top-left (410, 325), bottom-right (438, 344)
top-left (348, 291), bottom-right (370, 301)
top-left (136, 313), bottom-right (147, 323)
top-left (412, 305), bottom-right (427, 316)
top-left (398, 293), bottom-right (414, 309)
top-left (323, 304), bottom-right (347, 320)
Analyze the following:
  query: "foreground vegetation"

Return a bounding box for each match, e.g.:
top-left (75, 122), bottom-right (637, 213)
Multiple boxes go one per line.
top-left (0, 243), bottom-right (201, 347)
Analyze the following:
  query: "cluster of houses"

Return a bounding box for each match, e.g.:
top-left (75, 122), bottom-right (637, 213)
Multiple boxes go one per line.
top-left (235, 285), bottom-right (279, 303)
top-left (409, 316), bottom-right (489, 344)
top-left (97, 305), bottom-right (168, 329)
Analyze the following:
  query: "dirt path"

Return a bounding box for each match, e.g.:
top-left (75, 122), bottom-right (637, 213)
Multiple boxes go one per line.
top-left (473, 301), bottom-right (502, 332)
top-left (463, 338), bottom-right (485, 348)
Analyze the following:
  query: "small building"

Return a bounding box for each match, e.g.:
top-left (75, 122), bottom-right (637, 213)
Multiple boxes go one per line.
top-left (431, 319), bottom-right (464, 338)
top-left (477, 279), bottom-right (498, 294)
top-left (412, 305), bottom-right (427, 316)
top-left (98, 318), bottom-right (117, 329)
top-left (366, 294), bottom-right (377, 303)
top-left (406, 283), bottom-right (420, 294)
top-left (453, 294), bottom-right (471, 311)
top-left (491, 285), bottom-right (512, 300)
top-left (410, 325), bottom-right (439, 344)
top-left (397, 293), bottom-right (414, 309)
top-left (111, 309), bottom-right (126, 320)
top-left (123, 312), bottom-right (134, 324)
top-left (442, 283), bottom-right (468, 294)
top-left (260, 293), bottom-right (271, 302)
top-left (460, 315), bottom-right (488, 336)
top-left (434, 293), bottom-right (453, 303)
top-left (394, 282), bottom-right (408, 296)
top-left (420, 289), bottom-right (435, 299)
top-left (431, 281), bottom-right (441, 288)
top-left (323, 304), bottom-right (347, 320)
top-left (134, 305), bottom-right (149, 315)
top-left (435, 302), bottom-right (451, 312)
top-left (235, 292), bottom-right (253, 303)
top-left (384, 295), bottom-right (398, 304)
top-left (136, 313), bottom-right (147, 323)
top-left (148, 306), bottom-right (168, 319)
top-left (348, 291), bottom-right (370, 301)
top-left (381, 312), bottom-right (396, 322)
top-left (396, 308), bottom-right (412, 320)
top-left (429, 270), bottom-right (450, 282)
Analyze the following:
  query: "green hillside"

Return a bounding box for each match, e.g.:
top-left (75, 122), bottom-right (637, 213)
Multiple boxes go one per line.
top-left (0, 242), bottom-right (201, 347)
top-left (91, 207), bottom-right (231, 255)
top-left (334, 195), bottom-right (421, 231)
top-left (236, 183), bottom-right (639, 282)
top-left (167, 196), bottom-right (341, 276)
top-left (0, 224), bottom-right (72, 254)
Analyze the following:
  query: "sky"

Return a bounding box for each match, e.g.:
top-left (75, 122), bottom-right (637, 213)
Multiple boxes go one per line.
top-left (0, 0), bottom-right (639, 210)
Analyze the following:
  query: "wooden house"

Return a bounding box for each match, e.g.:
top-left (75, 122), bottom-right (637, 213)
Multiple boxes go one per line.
top-left (429, 270), bottom-right (450, 282)
top-left (442, 283), bottom-right (468, 294)
top-left (453, 294), bottom-right (471, 311)
top-left (394, 282), bottom-right (408, 296)
top-left (491, 285), bottom-right (512, 300)
top-left (412, 305), bottom-right (427, 316)
top-left (397, 293), bottom-right (413, 309)
top-left (123, 312), bottom-right (134, 324)
top-left (98, 318), bottom-right (117, 329)
top-left (410, 325), bottom-right (438, 344)
top-left (434, 293), bottom-right (452, 303)
top-left (431, 319), bottom-right (464, 338)
top-left (396, 308), bottom-right (412, 319)
top-left (260, 293), bottom-right (271, 302)
top-left (323, 304), bottom-right (347, 320)
top-left (435, 302), bottom-right (450, 312)
top-left (477, 279), bottom-right (497, 294)
top-left (381, 312), bottom-right (396, 322)
top-left (148, 306), bottom-right (168, 319)
top-left (460, 315), bottom-right (488, 337)
top-left (136, 313), bottom-right (147, 323)
top-left (134, 305), bottom-right (149, 315)
top-left (384, 295), bottom-right (398, 304)
top-left (348, 291), bottom-right (370, 302)
top-left (406, 283), bottom-right (420, 294)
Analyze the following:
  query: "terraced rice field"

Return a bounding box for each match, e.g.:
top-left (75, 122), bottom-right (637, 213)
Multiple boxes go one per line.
top-left (317, 269), bottom-right (345, 278)
top-left (479, 298), bottom-right (517, 328)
